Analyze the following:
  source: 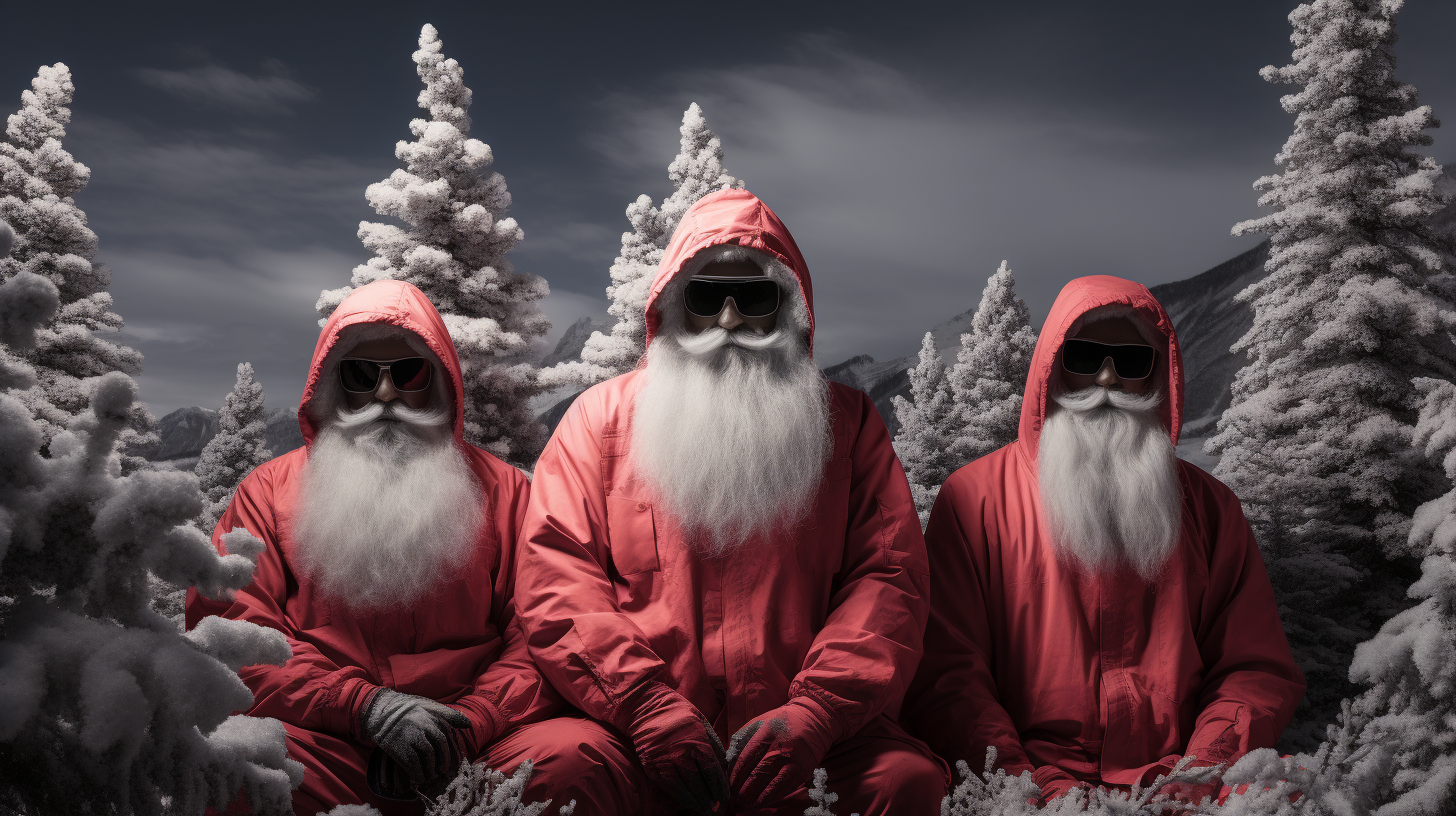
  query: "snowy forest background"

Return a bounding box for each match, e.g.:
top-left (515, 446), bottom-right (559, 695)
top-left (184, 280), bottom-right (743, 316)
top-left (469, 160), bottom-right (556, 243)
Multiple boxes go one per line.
top-left (3, 1), bottom-right (1456, 814)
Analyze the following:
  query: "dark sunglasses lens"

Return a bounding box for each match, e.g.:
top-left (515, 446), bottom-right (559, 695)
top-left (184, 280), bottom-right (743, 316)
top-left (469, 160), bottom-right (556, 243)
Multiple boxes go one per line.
top-left (684, 280), bottom-right (727, 317)
top-left (727, 280), bottom-right (780, 317)
top-left (340, 359), bottom-right (382, 392)
top-left (1061, 339), bottom-right (1106, 375)
top-left (390, 358), bottom-right (432, 391)
top-left (1112, 346), bottom-right (1156, 379)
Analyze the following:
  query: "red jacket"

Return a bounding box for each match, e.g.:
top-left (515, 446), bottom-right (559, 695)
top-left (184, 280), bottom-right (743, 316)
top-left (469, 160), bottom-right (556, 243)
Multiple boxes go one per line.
top-left (905, 275), bottom-right (1305, 786)
top-left (185, 280), bottom-right (557, 756)
top-left (514, 189), bottom-right (930, 743)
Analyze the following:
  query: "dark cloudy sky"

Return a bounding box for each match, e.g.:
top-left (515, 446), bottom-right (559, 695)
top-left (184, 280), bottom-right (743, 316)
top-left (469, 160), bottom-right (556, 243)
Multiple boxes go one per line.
top-left (4, 1), bottom-right (1455, 416)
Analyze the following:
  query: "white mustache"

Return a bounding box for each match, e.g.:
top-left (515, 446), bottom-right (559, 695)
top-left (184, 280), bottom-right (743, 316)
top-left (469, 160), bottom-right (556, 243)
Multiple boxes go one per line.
top-left (333, 400), bottom-right (450, 431)
top-left (674, 325), bottom-right (793, 356)
top-left (1053, 385), bottom-right (1163, 414)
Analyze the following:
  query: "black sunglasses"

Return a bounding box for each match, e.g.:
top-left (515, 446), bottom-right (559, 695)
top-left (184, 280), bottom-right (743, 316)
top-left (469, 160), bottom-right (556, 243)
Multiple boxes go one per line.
top-left (1061, 339), bottom-right (1157, 380)
top-left (684, 276), bottom-right (781, 318)
top-left (339, 357), bottom-right (433, 393)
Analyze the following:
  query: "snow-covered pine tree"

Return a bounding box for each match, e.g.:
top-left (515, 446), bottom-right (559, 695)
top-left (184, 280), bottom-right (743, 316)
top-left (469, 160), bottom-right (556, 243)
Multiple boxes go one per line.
top-left (1206, 0), bottom-right (1455, 750)
top-left (0, 264), bottom-right (300, 808)
top-left (892, 332), bottom-right (957, 525)
top-left (196, 362), bottom-right (272, 532)
top-left (0, 63), bottom-right (155, 467)
top-left (541, 103), bottom-right (740, 389)
top-left (946, 260), bottom-right (1037, 470)
top-left (319, 25), bottom-right (549, 465)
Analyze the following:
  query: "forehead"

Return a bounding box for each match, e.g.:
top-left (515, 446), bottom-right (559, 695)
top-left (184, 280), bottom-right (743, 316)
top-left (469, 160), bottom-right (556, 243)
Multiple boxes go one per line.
top-left (1071, 317), bottom-right (1147, 345)
top-left (695, 259), bottom-right (764, 278)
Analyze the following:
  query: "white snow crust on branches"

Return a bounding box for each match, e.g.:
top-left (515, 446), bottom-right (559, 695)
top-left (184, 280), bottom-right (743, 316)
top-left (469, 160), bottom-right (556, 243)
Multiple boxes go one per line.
top-left (892, 331), bottom-right (956, 525)
top-left (1206, 0), bottom-right (1456, 750)
top-left (541, 103), bottom-right (741, 389)
top-left (0, 64), bottom-right (155, 467)
top-left (325, 759), bottom-right (576, 816)
top-left (319, 24), bottom-right (550, 465)
top-left (0, 268), bottom-right (300, 811)
top-left (892, 261), bottom-right (1035, 524)
top-left (196, 362), bottom-right (272, 532)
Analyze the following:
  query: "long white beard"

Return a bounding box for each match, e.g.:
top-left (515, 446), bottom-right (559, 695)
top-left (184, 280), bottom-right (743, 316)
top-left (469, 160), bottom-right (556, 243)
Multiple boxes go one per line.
top-left (291, 401), bottom-right (484, 611)
top-left (1038, 386), bottom-right (1181, 581)
top-left (631, 326), bottom-right (833, 557)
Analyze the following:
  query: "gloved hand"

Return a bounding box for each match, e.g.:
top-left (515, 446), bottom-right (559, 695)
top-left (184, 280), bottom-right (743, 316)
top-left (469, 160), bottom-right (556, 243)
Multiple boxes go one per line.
top-left (727, 699), bottom-right (837, 807)
top-left (359, 688), bottom-right (470, 788)
top-left (617, 682), bottom-right (729, 813)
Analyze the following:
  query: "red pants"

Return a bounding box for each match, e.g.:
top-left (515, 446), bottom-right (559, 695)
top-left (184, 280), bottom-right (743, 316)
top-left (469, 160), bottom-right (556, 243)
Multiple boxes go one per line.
top-left (218, 716), bottom-right (645, 816)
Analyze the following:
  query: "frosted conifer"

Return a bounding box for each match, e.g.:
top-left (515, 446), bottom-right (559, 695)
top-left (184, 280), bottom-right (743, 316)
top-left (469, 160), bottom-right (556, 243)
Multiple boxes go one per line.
top-left (0, 64), bottom-right (155, 465)
top-left (319, 25), bottom-right (549, 464)
top-left (0, 259), bottom-right (300, 811)
top-left (542, 103), bottom-right (740, 388)
top-left (892, 332), bottom-right (957, 525)
top-left (196, 362), bottom-right (272, 532)
top-left (946, 261), bottom-right (1037, 469)
top-left (1207, 0), bottom-right (1455, 749)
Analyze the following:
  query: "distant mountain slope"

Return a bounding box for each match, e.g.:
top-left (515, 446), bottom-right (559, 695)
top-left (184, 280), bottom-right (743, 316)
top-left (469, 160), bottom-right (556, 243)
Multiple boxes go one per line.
top-left (152, 405), bottom-right (303, 466)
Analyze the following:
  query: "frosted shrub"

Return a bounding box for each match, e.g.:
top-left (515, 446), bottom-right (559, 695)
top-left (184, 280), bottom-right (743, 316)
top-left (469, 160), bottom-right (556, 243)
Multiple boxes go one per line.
top-left (1207, 0), bottom-right (1456, 749)
top-left (0, 267), bottom-right (299, 812)
top-left (195, 362), bottom-right (272, 531)
top-left (892, 331), bottom-right (956, 525)
top-left (0, 63), bottom-right (155, 467)
top-left (320, 24), bottom-right (549, 465)
top-left (543, 102), bottom-right (741, 388)
top-left (946, 261), bottom-right (1036, 471)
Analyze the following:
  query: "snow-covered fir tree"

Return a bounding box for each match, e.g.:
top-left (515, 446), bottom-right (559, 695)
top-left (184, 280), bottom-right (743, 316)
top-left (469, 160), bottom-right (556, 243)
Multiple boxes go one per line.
top-left (319, 25), bottom-right (549, 465)
top-left (946, 260), bottom-right (1037, 470)
top-left (1206, 0), bottom-right (1455, 750)
top-left (892, 332), bottom-right (957, 525)
top-left (541, 103), bottom-right (741, 388)
top-left (196, 362), bottom-right (272, 532)
top-left (0, 63), bottom-right (155, 467)
top-left (0, 256), bottom-right (300, 810)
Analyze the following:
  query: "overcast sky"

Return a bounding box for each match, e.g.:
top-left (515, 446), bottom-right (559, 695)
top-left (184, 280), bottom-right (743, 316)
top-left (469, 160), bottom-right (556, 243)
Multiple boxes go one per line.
top-left (4, 1), bottom-right (1455, 416)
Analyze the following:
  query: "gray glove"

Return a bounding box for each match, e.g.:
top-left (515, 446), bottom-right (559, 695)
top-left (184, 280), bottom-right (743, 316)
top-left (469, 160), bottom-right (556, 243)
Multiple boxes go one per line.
top-left (360, 688), bottom-right (470, 786)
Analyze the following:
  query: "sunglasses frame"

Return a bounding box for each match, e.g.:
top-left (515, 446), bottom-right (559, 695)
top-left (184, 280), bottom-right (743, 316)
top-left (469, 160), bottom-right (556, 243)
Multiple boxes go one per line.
top-left (338, 356), bottom-right (434, 394)
top-left (1060, 338), bottom-right (1158, 380)
top-left (683, 275), bottom-right (782, 318)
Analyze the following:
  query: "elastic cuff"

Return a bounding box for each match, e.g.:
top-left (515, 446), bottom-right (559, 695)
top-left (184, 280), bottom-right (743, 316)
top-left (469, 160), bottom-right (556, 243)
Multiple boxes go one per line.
top-left (320, 677), bottom-right (382, 740)
top-left (786, 692), bottom-right (845, 747)
top-left (450, 696), bottom-right (507, 758)
top-left (609, 680), bottom-right (678, 733)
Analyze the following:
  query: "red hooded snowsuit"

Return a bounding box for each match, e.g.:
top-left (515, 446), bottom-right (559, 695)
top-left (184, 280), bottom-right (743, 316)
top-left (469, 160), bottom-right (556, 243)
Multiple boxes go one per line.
top-left (904, 275), bottom-right (1305, 798)
top-left (186, 280), bottom-right (640, 815)
top-left (515, 189), bottom-right (947, 815)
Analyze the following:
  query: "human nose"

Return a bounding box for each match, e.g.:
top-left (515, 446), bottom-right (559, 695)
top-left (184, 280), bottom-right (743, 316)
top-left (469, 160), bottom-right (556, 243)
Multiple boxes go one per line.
top-left (374, 368), bottom-right (399, 402)
top-left (1095, 358), bottom-right (1121, 389)
top-left (717, 298), bottom-right (746, 331)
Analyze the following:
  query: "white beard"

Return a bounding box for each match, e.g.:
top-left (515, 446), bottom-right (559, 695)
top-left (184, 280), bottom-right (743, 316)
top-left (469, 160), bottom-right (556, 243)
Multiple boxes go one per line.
top-left (630, 325), bottom-right (833, 557)
top-left (1037, 386), bottom-right (1182, 581)
top-left (291, 401), bottom-right (484, 611)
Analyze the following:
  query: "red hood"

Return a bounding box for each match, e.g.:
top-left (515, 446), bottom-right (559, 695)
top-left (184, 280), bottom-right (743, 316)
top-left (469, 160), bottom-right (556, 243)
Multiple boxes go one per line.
top-left (644, 188), bottom-right (816, 355)
top-left (298, 280), bottom-right (466, 446)
top-left (1017, 275), bottom-right (1184, 472)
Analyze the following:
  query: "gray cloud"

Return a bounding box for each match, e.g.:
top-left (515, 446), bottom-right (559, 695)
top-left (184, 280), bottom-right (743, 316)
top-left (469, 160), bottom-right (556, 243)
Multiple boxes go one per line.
top-left (583, 39), bottom-right (1268, 367)
top-left (134, 63), bottom-right (317, 115)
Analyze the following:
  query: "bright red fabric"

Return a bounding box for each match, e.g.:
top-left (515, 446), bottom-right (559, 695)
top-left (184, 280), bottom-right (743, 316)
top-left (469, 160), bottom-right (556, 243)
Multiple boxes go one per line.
top-left (186, 280), bottom-right (560, 788)
top-left (904, 275), bottom-right (1306, 787)
top-left (514, 190), bottom-right (940, 795)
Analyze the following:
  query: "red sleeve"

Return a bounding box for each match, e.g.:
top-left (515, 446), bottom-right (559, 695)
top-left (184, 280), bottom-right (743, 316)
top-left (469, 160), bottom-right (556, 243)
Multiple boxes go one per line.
top-left (1182, 479), bottom-right (1306, 767)
top-left (184, 466), bottom-right (381, 740)
top-left (905, 471), bottom-right (1035, 776)
top-left (513, 391), bottom-right (673, 727)
top-left (787, 390), bottom-right (931, 742)
top-left (448, 467), bottom-right (564, 751)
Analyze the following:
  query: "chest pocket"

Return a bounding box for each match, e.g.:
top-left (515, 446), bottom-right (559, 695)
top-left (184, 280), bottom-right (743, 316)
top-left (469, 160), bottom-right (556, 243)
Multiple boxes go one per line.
top-left (606, 494), bottom-right (660, 575)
